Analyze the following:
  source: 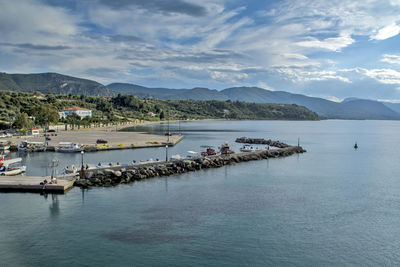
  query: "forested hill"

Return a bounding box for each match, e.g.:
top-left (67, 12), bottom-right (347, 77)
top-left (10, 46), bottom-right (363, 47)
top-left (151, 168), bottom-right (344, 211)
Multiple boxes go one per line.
top-left (0, 72), bottom-right (115, 96)
top-left (109, 83), bottom-right (400, 120)
top-left (0, 91), bottom-right (319, 129)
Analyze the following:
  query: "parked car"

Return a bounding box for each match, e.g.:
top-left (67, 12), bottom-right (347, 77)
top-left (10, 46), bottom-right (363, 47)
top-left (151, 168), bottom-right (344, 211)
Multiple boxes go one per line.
top-left (164, 132), bottom-right (173, 136)
top-left (47, 129), bottom-right (56, 133)
top-left (96, 139), bottom-right (108, 144)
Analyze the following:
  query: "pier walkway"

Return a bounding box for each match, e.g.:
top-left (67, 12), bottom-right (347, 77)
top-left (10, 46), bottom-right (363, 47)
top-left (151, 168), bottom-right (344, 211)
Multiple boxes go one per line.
top-left (0, 175), bottom-right (77, 193)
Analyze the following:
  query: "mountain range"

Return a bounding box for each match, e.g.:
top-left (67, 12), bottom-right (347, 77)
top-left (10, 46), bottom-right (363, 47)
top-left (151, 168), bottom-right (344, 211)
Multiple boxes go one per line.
top-left (0, 72), bottom-right (399, 120)
top-left (108, 83), bottom-right (400, 120)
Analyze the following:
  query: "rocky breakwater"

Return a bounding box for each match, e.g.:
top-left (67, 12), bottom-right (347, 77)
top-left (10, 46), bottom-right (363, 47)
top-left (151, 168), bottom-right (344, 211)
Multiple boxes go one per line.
top-left (235, 137), bottom-right (289, 148)
top-left (74, 146), bottom-right (306, 188)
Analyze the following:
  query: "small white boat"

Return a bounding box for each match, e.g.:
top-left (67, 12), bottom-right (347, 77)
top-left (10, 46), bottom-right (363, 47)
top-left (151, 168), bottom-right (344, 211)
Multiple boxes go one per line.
top-left (170, 154), bottom-right (184, 161)
top-left (0, 155), bottom-right (26, 176)
top-left (0, 165), bottom-right (26, 176)
top-left (64, 164), bottom-right (78, 174)
top-left (0, 155), bottom-right (22, 168)
top-left (240, 145), bottom-right (256, 152)
top-left (55, 142), bottom-right (83, 153)
top-left (187, 151), bottom-right (199, 158)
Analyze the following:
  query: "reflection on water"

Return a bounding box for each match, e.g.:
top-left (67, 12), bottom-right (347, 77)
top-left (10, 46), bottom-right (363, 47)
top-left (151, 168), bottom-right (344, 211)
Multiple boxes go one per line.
top-left (2, 120), bottom-right (400, 266)
top-left (49, 194), bottom-right (60, 217)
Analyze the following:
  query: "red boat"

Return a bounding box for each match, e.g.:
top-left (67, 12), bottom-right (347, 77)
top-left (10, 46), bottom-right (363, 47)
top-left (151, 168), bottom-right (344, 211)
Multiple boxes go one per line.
top-left (200, 146), bottom-right (217, 156)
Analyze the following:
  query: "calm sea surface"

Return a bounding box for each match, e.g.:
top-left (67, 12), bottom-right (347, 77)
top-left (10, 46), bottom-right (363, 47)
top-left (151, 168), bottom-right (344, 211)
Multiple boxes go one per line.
top-left (2, 120), bottom-right (400, 266)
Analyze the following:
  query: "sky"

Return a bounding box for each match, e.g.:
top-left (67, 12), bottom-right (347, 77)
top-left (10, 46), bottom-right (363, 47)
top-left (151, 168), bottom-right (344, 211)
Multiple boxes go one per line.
top-left (1, 0), bottom-right (400, 101)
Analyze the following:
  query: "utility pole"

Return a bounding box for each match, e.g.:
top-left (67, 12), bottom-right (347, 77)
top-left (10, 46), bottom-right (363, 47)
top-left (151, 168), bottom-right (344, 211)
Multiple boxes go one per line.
top-left (80, 150), bottom-right (85, 179)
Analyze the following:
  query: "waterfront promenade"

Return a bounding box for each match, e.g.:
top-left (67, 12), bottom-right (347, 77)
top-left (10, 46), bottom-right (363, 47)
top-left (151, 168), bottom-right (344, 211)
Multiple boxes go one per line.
top-left (3, 127), bottom-right (184, 152)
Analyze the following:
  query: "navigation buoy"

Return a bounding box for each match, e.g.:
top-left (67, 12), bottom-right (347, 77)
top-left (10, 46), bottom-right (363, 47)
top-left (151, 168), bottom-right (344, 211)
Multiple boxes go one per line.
top-left (354, 142), bottom-right (358, 149)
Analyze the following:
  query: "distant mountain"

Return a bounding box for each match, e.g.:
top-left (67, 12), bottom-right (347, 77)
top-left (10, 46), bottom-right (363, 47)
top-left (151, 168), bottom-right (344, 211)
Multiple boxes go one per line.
top-left (0, 72), bottom-right (115, 96)
top-left (109, 83), bottom-right (400, 120)
top-left (108, 83), bottom-right (228, 100)
top-left (338, 99), bottom-right (400, 120)
top-left (382, 102), bottom-right (400, 114)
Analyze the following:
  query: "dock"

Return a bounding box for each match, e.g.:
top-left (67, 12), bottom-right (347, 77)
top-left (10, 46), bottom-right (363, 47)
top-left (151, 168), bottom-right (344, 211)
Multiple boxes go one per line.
top-left (0, 175), bottom-right (77, 193)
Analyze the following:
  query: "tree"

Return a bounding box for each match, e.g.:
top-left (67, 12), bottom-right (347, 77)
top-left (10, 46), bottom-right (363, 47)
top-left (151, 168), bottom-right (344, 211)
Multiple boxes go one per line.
top-left (159, 110), bottom-right (165, 120)
top-left (34, 104), bottom-right (59, 127)
top-left (13, 112), bottom-right (31, 129)
top-left (66, 113), bottom-right (81, 130)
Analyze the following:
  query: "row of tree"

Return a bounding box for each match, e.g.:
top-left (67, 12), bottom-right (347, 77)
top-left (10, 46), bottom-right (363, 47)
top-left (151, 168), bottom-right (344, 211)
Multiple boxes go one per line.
top-left (0, 91), bottom-right (320, 130)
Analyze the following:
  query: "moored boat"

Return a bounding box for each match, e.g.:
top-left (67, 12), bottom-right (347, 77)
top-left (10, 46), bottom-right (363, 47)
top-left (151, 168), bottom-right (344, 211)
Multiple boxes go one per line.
top-left (0, 155), bottom-right (26, 176)
top-left (219, 143), bottom-right (235, 155)
top-left (18, 141), bottom-right (47, 152)
top-left (0, 165), bottom-right (26, 176)
top-left (240, 145), bottom-right (256, 152)
top-left (55, 142), bottom-right (83, 152)
top-left (200, 146), bottom-right (217, 156)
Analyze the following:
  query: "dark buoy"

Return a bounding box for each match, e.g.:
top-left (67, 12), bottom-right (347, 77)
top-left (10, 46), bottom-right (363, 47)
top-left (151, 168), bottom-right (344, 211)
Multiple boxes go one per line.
top-left (354, 142), bottom-right (358, 149)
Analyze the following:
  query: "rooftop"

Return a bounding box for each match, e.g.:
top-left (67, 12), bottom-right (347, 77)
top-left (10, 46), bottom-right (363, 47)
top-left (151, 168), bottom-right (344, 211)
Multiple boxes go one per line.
top-left (63, 106), bottom-right (91, 111)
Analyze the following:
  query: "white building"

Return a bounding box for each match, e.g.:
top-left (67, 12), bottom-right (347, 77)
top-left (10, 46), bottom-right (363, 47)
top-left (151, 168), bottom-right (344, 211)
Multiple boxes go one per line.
top-left (59, 107), bottom-right (92, 119)
top-left (29, 128), bottom-right (40, 136)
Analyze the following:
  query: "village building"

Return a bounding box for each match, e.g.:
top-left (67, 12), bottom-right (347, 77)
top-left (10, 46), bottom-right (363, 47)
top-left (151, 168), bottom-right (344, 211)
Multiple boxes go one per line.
top-left (59, 107), bottom-right (92, 119)
top-left (29, 127), bottom-right (40, 136)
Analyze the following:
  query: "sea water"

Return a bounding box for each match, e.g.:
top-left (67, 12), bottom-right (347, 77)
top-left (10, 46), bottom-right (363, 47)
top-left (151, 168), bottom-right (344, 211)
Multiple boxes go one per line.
top-left (1, 120), bottom-right (400, 265)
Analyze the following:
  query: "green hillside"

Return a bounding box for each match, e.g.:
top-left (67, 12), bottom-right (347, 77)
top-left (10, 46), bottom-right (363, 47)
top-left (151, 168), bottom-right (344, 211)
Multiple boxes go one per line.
top-left (0, 91), bottom-right (319, 129)
top-left (0, 72), bottom-right (115, 96)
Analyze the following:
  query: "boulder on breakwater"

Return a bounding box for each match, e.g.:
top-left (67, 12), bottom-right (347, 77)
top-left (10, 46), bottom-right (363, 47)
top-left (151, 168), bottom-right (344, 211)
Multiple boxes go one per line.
top-left (235, 137), bottom-right (289, 148)
top-left (74, 146), bottom-right (306, 188)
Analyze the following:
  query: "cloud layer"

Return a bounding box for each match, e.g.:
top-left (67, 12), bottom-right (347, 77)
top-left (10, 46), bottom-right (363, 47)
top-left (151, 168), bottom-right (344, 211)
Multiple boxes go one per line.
top-left (1, 0), bottom-right (400, 100)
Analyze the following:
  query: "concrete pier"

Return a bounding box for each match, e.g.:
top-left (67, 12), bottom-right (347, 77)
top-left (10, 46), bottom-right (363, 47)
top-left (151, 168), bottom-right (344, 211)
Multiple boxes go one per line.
top-left (0, 175), bottom-right (77, 193)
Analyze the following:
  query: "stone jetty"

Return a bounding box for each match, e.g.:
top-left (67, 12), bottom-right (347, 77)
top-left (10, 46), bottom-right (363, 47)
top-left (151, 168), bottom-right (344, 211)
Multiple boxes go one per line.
top-left (74, 145), bottom-right (306, 188)
top-left (235, 137), bottom-right (289, 148)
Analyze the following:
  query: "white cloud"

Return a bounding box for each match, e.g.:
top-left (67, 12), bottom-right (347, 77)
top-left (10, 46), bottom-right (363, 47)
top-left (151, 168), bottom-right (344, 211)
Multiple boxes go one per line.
top-left (372, 23), bottom-right (400, 40)
top-left (0, 0), bottom-right (78, 43)
top-left (382, 54), bottom-right (400, 65)
top-left (276, 68), bottom-right (351, 83)
top-left (360, 68), bottom-right (400, 85)
top-left (296, 34), bottom-right (354, 52)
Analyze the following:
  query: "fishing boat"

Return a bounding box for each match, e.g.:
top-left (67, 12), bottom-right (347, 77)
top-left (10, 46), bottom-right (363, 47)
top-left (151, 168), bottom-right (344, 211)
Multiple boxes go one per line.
top-left (55, 142), bottom-right (83, 152)
top-left (219, 143), bottom-right (235, 155)
top-left (200, 146), bottom-right (217, 156)
top-left (18, 141), bottom-right (47, 152)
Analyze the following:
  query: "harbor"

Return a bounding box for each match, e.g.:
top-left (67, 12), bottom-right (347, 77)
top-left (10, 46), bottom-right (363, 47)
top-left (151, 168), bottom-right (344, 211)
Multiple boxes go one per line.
top-left (3, 128), bottom-right (184, 152)
top-left (0, 144), bottom-right (306, 192)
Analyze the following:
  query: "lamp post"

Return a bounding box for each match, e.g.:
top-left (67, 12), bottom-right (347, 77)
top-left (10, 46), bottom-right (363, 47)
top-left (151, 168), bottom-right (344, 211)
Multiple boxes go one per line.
top-left (165, 144), bottom-right (168, 162)
top-left (80, 150), bottom-right (85, 179)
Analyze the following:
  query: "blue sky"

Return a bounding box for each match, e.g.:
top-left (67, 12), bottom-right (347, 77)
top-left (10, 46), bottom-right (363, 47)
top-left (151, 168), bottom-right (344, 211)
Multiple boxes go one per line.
top-left (1, 0), bottom-right (400, 101)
